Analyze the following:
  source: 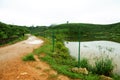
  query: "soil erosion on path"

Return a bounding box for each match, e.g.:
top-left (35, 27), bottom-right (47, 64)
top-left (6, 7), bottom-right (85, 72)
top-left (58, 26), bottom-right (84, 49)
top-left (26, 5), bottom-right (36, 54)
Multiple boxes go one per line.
top-left (0, 36), bottom-right (70, 80)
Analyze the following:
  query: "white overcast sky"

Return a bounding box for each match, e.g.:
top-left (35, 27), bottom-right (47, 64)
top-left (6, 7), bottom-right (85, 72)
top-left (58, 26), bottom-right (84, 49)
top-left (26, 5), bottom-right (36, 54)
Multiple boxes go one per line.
top-left (0, 0), bottom-right (120, 26)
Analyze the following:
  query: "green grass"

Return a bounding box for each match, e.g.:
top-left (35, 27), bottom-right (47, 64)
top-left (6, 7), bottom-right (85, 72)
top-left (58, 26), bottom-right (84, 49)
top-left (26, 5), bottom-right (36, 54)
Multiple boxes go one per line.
top-left (0, 36), bottom-right (27, 47)
top-left (111, 74), bottom-right (120, 80)
top-left (93, 57), bottom-right (114, 76)
top-left (22, 37), bottom-right (120, 80)
top-left (22, 53), bottom-right (35, 61)
top-left (35, 39), bottom-right (100, 80)
top-left (80, 58), bottom-right (92, 71)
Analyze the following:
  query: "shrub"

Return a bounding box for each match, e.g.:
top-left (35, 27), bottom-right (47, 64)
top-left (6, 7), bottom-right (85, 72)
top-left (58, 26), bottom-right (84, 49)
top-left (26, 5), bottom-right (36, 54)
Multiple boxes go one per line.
top-left (22, 54), bottom-right (35, 61)
top-left (55, 42), bottom-right (63, 49)
top-left (60, 46), bottom-right (69, 53)
top-left (80, 58), bottom-right (92, 71)
top-left (93, 57), bottom-right (114, 76)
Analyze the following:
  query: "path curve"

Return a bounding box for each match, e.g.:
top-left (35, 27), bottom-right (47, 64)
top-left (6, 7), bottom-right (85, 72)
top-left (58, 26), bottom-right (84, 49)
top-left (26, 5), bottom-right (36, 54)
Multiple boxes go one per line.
top-left (0, 36), bottom-right (71, 80)
top-left (0, 36), bottom-right (44, 80)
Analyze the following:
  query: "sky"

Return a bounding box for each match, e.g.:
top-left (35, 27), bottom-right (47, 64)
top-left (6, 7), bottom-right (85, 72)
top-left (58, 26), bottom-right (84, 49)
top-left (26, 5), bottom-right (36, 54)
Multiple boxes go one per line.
top-left (0, 0), bottom-right (120, 26)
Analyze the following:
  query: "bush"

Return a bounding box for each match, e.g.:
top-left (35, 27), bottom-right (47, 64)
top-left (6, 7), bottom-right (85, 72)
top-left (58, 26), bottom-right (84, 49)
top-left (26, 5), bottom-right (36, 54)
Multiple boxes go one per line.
top-left (55, 42), bottom-right (64, 49)
top-left (22, 54), bottom-right (35, 61)
top-left (93, 57), bottom-right (114, 76)
top-left (80, 58), bottom-right (92, 71)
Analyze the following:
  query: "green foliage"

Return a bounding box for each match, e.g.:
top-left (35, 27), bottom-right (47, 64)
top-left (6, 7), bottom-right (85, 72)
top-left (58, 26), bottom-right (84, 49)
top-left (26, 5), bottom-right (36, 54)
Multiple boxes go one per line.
top-left (22, 54), bottom-right (35, 61)
top-left (78, 57), bottom-right (115, 77)
top-left (8, 36), bottom-right (27, 44)
top-left (35, 39), bottom-right (99, 79)
top-left (111, 74), bottom-right (120, 80)
top-left (93, 57), bottom-right (114, 76)
top-left (0, 21), bottom-right (30, 45)
top-left (80, 57), bottom-right (114, 76)
top-left (51, 64), bottom-right (83, 78)
top-left (21, 21), bottom-right (120, 79)
top-left (55, 41), bottom-right (64, 49)
top-left (28, 26), bottom-right (47, 37)
top-left (28, 22), bottom-right (120, 43)
top-left (0, 34), bottom-right (27, 47)
top-left (32, 38), bottom-right (120, 80)
top-left (34, 43), bottom-right (52, 55)
top-left (80, 58), bottom-right (92, 71)
top-left (48, 23), bottom-right (120, 42)
top-left (53, 40), bottom-right (77, 66)
top-left (40, 44), bottom-right (101, 79)
top-left (84, 74), bottom-right (100, 80)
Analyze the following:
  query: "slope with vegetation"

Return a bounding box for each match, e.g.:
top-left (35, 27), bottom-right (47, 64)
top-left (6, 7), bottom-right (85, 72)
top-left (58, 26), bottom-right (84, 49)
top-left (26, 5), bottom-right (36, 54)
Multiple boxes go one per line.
top-left (25, 22), bottom-right (120, 79)
top-left (0, 22), bottom-right (29, 45)
top-left (28, 26), bottom-right (48, 37)
top-left (23, 36), bottom-right (120, 80)
top-left (28, 22), bottom-right (120, 42)
top-left (1, 21), bottom-right (119, 79)
top-left (48, 22), bottom-right (120, 42)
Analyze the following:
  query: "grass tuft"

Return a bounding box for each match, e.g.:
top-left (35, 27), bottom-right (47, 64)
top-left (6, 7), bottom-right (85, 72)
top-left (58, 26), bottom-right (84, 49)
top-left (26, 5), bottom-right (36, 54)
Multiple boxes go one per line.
top-left (22, 53), bottom-right (35, 61)
top-left (93, 57), bottom-right (114, 76)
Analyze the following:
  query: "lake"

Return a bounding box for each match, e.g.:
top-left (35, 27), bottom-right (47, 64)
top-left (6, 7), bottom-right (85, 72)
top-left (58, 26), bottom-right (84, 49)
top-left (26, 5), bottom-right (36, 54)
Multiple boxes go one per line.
top-left (65, 41), bottom-right (120, 74)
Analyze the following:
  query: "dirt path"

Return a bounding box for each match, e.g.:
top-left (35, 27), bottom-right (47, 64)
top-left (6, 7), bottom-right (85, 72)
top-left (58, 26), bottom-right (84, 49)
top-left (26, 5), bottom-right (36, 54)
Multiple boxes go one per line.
top-left (0, 36), bottom-right (72, 80)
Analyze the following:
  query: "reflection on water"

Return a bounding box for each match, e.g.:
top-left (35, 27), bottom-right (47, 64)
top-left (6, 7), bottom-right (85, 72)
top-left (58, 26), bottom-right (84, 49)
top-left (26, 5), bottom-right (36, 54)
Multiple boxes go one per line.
top-left (65, 41), bottom-right (120, 74)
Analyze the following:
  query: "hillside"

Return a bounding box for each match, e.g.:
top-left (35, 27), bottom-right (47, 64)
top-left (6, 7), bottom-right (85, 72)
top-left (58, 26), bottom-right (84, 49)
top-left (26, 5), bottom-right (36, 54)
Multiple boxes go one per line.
top-left (28, 22), bottom-right (120, 42)
top-left (48, 22), bottom-right (120, 42)
top-left (1, 21), bottom-right (120, 43)
top-left (0, 22), bottom-right (29, 45)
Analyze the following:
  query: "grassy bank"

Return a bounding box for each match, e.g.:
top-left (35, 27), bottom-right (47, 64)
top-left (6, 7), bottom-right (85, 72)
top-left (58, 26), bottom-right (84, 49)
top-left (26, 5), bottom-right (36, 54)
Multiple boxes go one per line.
top-left (0, 36), bottom-right (28, 47)
top-left (23, 37), bottom-right (120, 80)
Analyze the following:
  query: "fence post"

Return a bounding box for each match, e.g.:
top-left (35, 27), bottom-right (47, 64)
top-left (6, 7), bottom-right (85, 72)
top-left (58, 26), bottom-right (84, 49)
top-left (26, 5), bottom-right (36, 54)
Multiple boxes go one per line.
top-left (78, 29), bottom-right (80, 67)
top-left (52, 30), bottom-right (55, 52)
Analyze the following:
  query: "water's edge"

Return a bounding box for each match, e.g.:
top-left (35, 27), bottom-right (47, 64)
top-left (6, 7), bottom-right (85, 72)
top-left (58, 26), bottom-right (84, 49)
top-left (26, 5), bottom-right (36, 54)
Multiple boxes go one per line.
top-left (65, 41), bottom-right (120, 74)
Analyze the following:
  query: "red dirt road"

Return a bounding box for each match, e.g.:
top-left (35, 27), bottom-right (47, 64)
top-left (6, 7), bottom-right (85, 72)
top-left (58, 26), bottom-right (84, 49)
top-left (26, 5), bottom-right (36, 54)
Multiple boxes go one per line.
top-left (0, 36), bottom-right (72, 80)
